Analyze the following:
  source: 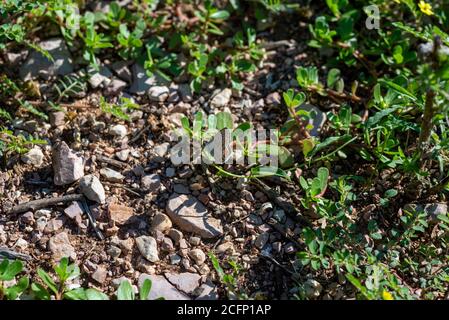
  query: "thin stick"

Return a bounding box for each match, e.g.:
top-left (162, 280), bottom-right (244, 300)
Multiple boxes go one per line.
top-left (418, 89), bottom-right (436, 150)
top-left (0, 247), bottom-right (33, 261)
top-left (95, 154), bottom-right (128, 169)
top-left (80, 198), bottom-right (104, 241)
top-left (8, 194), bottom-right (84, 215)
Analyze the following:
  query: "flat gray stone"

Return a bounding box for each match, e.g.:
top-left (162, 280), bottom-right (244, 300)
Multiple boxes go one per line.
top-left (138, 274), bottom-right (190, 300)
top-left (164, 272), bottom-right (201, 295)
top-left (21, 146), bottom-right (44, 166)
top-left (210, 88), bottom-right (232, 108)
top-left (136, 236), bottom-right (159, 262)
top-left (166, 194), bottom-right (223, 239)
top-left (129, 63), bottom-right (168, 95)
top-left (100, 167), bottom-right (124, 182)
top-left (20, 38), bottom-right (73, 80)
top-left (148, 86), bottom-right (169, 102)
top-left (48, 232), bottom-right (76, 261)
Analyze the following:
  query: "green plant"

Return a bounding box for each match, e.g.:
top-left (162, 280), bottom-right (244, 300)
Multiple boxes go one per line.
top-left (116, 278), bottom-right (162, 300)
top-left (99, 96), bottom-right (140, 121)
top-left (298, 167), bottom-right (329, 209)
top-left (0, 260), bottom-right (29, 300)
top-left (195, 0), bottom-right (230, 39)
top-left (0, 127), bottom-right (47, 160)
top-left (179, 111), bottom-right (289, 179)
top-left (79, 12), bottom-right (113, 68)
top-left (209, 252), bottom-right (248, 299)
top-left (53, 73), bottom-right (87, 103)
top-left (116, 19), bottom-right (145, 60)
top-left (31, 257), bottom-right (105, 300)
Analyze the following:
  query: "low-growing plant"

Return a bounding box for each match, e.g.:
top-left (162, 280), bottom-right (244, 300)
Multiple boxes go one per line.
top-left (0, 259), bottom-right (29, 300)
top-left (31, 257), bottom-right (105, 300)
top-left (116, 278), bottom-right (161, 300)
top-left (99, 96), bottom-right (140, 121)
top-left (209, 252), bottom-right (248, 300)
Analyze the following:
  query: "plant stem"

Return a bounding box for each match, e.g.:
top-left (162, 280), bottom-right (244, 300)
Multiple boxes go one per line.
top-left (418, 89), bottom-right (436, 151)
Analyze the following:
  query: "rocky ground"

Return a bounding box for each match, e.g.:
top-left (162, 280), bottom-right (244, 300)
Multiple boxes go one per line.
top-left (2, 1), bottom-right (447, 301)
top-left (0, 31), bottom-right (327, 299)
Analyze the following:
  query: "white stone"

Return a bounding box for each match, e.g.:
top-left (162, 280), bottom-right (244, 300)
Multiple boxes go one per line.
top-left (136, 236), bottom-right (159, 263)
top-left (109, 124), bottom-right (127, 138)
top-left (21, 146), bottom-right (44, 166)
top-left (79, 175), bottom-right (106, 204)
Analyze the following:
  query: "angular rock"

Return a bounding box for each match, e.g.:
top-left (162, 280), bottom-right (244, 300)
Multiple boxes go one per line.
top-left (48, 232), bottom-right (76, 261)
top-left (178, 83), bottom-right (193, 102)
top-left (136, 236), bottom-right (159, 262)
top-left (100, 167), bottom-right (124, 182)
top-left (79, 175), bottom-right (106, 204)
top-left (109, 124), bottom-right (127, 138)
top-left (254, 232), bottom-right (269, 249)
top-left (189, 249), bottom-right (206, 265)
top-left (21, 146), bottom-right (44, 166)
top-left (88, 65), bottom-right (112, 88)
top-left (44, 217), bottom-right (65, 234)
top-left (189, 236), bottom-right (201, 246)
top-left (108, 203), bottom-right (134, 225)
top-left (210, 88), bottom-right (232, 108)
top-left (195, 280), bottom-right (219, 300)
top-left (304, 279), bottom-right (322, 299)
top-left (173, 184), bottom-right (189, 194)
top-left (49, 111), bottom-right (66, 127)
top-left (52, 141), bottom-right (84, 186)
top-left (150, 213), bottom-right (172, 233)
top-left (20, 38), bottom-right (73, 80)
top-left (111, 61), bottom-right (132, 82)
top-left (64, 201), bottom-right (86, 229)
top-left (265, 92), bottom-right (281, 106)
top-left (148, 86), bottom-right (169, 102)
top-left (92, 265), bottom-right (108, 284)
top-left (216, 242), bottom-right (234, 254)
top-left (104, 79), bottom-right (127, 96)
top-left (153, 143), bottom-right (170, 162)
top-left (165, 272), bottom-right (201, 295)
top-left (115, 149), bottom-right (130, 161)
top-left (141, 174), bottom-right (161, 193)
top-left (138, 274), bottom-right (189, 300)
top-left (19, 212), bottom-right (35, 225)
top-left (166, 194), bottom-right (223, 238)
top-left (129, 63), bottom-right (168, 95)
top-left (169, 254), bottom-right (182, 265)
top-left (168, 229), bottom-right (183, 244)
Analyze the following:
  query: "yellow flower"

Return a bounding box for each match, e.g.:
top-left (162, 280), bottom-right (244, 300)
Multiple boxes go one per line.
top-left (382, 290), bottom-right (394, 300)
top-left (418, 1), bottom-right (434, 16)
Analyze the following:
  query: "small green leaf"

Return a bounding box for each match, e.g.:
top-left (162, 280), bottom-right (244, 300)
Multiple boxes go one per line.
top-left (209, 10), bottom-right (230, 20)
top-left (216, 112), bottom-right (234, 130)
top-left (117, 280), bottom-right (135, 300)
top-left (0, 260), bottom-right (23, 281)
top-left (85, 288), bottom-right (109, 300)
top-left (37, 268), bottom-right (58, 295)
top-left (139, 279), bottom-right (152, 300)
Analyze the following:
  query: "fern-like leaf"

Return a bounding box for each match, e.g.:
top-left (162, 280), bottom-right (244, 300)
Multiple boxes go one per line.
top-left (53, 74), bottom-right (87, 103)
